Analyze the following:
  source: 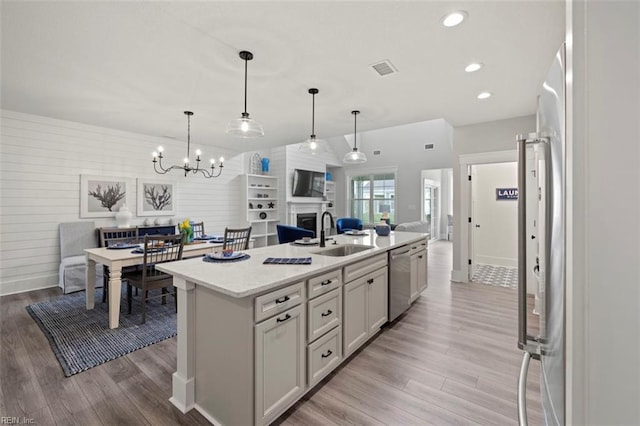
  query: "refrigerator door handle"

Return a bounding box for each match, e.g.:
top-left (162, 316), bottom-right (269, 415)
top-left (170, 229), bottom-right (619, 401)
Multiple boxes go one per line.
top-left (518, 351), bottom-right (532, 426)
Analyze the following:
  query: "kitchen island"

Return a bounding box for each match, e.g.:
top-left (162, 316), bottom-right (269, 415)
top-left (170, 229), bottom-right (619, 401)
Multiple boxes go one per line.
top-left (157, 230), bottom-right (427, 425)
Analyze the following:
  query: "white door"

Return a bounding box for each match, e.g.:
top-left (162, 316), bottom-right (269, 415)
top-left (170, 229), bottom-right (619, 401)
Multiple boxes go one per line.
top-left (470, 162), bottom-right (519, 269)
top-left (343, 277), bottom-right (368, 357)
top-left (367, 267), bottom-right (388, 333)
top-left (255, 304), bottom-right (305, 425)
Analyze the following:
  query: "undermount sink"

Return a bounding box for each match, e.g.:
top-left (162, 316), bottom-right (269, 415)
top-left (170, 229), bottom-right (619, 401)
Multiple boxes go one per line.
top-left (311, 244), bottom-right (374, 257)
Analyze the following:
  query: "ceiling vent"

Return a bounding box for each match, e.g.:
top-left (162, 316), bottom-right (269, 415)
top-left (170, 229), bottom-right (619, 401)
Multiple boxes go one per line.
top-left (373, 150), bottom-right (381, 156)
top-left (424, 143), bottom-right (434, 150)
top-left (370, 59), bottom-right (397, 76)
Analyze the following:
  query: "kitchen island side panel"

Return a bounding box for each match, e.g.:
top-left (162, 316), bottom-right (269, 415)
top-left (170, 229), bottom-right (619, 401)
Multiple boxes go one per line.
top-left (195, 284), bottom-right (255, 425)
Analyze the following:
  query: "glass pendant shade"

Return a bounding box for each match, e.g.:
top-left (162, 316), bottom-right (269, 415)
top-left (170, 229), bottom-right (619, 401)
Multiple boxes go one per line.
top-left (343, 110), bottom-right (367, 164)
top-left (343, 148), bottom-right (367, 164)
top-left (226, 113), bottom-right (264, 138)
top-left (299, 88), bottom-right (326, 154)
top-left (227, 50), bottom-right (264, 138)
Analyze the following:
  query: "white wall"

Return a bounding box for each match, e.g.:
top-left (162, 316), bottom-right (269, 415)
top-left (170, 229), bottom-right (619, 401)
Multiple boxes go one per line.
top-left (566, 1), bottom-right (640, 423)
top-left (0, 110), bottom-right (244, 295)
top-left (339, 118), bottom-right (454, 225)
top-left (471, 162), bottom-right (518, 267)
top-left (452, 115), bottom-right (535, 280)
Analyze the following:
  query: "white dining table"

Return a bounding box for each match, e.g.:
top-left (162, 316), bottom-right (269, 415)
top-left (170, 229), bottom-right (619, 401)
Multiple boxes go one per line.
top-left (85, 241), bottom-right (221, 329)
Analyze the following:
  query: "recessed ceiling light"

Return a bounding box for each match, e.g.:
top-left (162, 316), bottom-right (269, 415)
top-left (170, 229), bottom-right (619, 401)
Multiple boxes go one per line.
top-left (465, 62), bottom-right (483, 73)
top-left (442, 11), bottom-right (467, 27)
top-left (477, 92), bottom-right (492, 100)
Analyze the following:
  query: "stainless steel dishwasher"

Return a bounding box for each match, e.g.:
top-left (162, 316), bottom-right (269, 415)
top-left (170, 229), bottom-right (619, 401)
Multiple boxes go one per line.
top-left (388, 245), bottom-right (413, 321)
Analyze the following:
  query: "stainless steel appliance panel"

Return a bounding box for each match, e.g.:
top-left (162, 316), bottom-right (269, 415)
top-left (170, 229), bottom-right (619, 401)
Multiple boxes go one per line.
top-left (388, 246), bottom-right (412, 321)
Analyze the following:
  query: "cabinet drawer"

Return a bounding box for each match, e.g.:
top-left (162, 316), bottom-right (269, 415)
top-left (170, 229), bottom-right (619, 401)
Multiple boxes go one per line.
top-left (307, 288), bottom-right (342, 343)
top-left (307, 269), bottom-right (342, 300)
top-left (307, 325), bottom-right (342, 387)
top-left (255, 281), bottom-right (304, 323)
top-left (343, 253), bottom-right (387, 283)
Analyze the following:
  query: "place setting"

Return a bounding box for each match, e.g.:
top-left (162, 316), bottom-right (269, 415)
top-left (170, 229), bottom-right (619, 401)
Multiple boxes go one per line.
top-left (203, 248), bottom-right (250, 263)
top-left (344, 229), bottom-right (368, 236)
top-left (290, 236), bottom-right (319, 246)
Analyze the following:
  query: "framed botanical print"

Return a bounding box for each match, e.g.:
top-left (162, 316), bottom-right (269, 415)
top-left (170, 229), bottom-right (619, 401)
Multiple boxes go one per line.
top-left (80, 175), bottom-right (133, 218)
top-left (137, 179), bottom-right (176, 216)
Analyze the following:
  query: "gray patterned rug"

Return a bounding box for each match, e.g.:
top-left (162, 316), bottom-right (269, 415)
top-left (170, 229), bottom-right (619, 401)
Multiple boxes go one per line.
top-left (26, 287), bottom-right (176, 377)
top-left (471, 263), bottom-right (519, 289)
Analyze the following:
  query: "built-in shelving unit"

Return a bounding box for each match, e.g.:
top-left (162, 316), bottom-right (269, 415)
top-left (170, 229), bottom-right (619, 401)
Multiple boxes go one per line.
top-left (325, 180), bottom-right (336, 215)
top-left (242, 174), bottom-right (279, 248)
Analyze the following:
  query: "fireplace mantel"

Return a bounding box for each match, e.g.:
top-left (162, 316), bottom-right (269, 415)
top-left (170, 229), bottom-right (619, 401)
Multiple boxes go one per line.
top-left (286, 200), bottom-right (330, 235)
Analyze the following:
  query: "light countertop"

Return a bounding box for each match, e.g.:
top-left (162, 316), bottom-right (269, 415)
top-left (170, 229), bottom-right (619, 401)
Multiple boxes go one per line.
top-left (156, 231), bottom-right (427, 298)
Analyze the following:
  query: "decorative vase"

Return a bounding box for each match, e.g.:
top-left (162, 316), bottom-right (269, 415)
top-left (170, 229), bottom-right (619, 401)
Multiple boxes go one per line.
top-left (115, 204), bottom-right (132, 228)
top-left (261, 157), bottom-right (270, 174)
top-left (143, 218), bottom-right (151, 226)
top-left (374, 222), bottom-right (391, 236)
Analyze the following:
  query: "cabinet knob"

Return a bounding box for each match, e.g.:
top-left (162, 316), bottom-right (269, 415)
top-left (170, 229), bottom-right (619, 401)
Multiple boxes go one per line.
top-left (367, 278), bottom-right (374, 284)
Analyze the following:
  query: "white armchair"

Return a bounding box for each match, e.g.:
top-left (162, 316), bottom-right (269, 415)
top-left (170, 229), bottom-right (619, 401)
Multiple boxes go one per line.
top-left (59, 221), bottom-right (103, 294)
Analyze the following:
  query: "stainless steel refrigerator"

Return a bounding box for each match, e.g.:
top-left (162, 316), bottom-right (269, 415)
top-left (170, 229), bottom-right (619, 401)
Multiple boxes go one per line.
top-left (516, 43), bottom-right (566, 426)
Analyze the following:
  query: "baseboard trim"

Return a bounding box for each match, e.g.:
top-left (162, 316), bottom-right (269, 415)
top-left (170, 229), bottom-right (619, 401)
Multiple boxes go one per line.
top-left (475, 255), bottom-right (517, 268)
top-left (451, 269), bottom-right (467, 282)
top-left (0, 274), bottom-right (59, 297)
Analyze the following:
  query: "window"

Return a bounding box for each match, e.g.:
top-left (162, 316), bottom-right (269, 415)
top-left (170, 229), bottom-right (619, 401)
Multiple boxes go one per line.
top-left (349, 173), bottom-right (395, 224)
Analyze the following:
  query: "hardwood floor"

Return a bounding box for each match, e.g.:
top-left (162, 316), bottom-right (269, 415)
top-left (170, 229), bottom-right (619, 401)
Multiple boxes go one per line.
top-left (0, 241), bottom-right (542, 425)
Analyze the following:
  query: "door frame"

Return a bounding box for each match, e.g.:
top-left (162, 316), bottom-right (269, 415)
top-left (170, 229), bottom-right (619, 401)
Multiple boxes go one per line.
top-left (458, 150), bottom-right (517, 282)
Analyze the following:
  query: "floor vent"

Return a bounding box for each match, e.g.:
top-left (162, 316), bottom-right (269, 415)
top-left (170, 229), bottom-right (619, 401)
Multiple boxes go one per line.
top-left (370, 59), bottom-right (397, 76)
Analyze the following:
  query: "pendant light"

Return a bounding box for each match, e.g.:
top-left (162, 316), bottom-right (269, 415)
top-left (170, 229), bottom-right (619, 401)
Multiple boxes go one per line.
top-left (226, 50), bottom-right (264, 138)
top-left (152, 111), bottom-right (224, 178)
top-left (343, 110), bottom-right (367, 164)
top-left (299, 88), bottom-right (327, 154)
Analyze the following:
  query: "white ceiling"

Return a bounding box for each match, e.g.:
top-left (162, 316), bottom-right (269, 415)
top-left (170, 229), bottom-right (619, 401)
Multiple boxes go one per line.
top-left (1, 1), bottom-right (564, 154)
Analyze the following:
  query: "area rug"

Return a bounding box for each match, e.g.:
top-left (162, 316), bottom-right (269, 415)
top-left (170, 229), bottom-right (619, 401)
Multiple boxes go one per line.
top-left (471, 263), bottom-right (519, 289)
top-left (26, 288), bottom-right (176, 377)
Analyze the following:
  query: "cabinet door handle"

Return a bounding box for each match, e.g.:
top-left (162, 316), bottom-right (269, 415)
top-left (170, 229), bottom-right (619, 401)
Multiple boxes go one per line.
top-left (321, 349), bottom-right (333, 358)
top-left (321, 279), bottom-right (332, 286)
top-left (411, 246), bottom-right (417, 249)
top-left (276, 313), bottom-right (291, 323)
top-left (418, 255), bottom-right (423, 259)
top-left (321, 309), bottom-right (333, 317)
top-left (275, 295), bottom-right (290, 304)
top-left (367, 278), bottom-right (374, 284)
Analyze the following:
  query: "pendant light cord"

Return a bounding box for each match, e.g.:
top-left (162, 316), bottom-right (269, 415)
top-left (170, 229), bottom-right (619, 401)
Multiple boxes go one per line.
top-left (186, 113), bottom-right (191, 159)
top-left (311, 92), bottom-right (315, 137)
top-left (243, 56), bottom-right (248, 115)
top-left (353, 112), bottom-right (358, 149)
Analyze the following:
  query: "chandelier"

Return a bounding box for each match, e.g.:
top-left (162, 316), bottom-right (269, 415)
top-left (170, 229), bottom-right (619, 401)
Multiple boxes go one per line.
top-left (152, 111), bottom-right (224, 178)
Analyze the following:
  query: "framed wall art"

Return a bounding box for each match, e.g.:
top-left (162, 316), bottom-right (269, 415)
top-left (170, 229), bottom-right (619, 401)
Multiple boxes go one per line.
top-left (137, 179), bottom-right (176, 216)
top-left (80, 175), bottom-right (133, 218)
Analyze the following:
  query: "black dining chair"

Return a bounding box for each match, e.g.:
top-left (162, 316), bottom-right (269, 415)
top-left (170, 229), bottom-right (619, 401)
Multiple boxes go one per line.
top-left (191, 222), bottom-right (205, 238)
top-left (223, 227), bottom-right (252, 252)
top-left (122, 234), bottom-right (184, 324)
top-left (99, 227), bottom-right (139, 303)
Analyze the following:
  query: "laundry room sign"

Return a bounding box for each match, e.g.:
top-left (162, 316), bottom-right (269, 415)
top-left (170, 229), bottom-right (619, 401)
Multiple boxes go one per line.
top-left (496, 188), bottom-right (518, 200)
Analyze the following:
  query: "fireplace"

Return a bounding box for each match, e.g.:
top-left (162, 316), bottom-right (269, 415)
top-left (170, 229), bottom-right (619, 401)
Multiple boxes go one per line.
top-left (296, 213), bottom-right (317, 233)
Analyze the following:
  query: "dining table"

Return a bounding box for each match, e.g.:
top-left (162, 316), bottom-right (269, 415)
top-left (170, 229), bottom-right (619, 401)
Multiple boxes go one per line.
top-left (85, 240), bottom-right (223, 329)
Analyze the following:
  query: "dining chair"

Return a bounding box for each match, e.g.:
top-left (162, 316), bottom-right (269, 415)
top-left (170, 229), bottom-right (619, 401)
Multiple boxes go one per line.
top-left (276, 224), bottom-right (315, 244)
top-left (335, 217), bottom-right (364, 234)
top-left (99, 227), bottom-right (139, 303)
top-left (122, 234), bottom-right (184, 324)
top-left (191, 222), bottom-right (205, 238)
top-left (59, 221), bottom-right (103, 294)
top-left (223, 226), bottom-right (252, 252)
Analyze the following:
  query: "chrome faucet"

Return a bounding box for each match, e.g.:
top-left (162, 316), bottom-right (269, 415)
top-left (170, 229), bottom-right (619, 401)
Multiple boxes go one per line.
top-left (319, 211), bottom-right (335, 247)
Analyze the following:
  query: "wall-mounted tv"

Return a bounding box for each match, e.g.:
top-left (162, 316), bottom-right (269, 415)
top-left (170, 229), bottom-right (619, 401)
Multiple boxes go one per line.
top-left (292, 169), bottom-right (325, 197)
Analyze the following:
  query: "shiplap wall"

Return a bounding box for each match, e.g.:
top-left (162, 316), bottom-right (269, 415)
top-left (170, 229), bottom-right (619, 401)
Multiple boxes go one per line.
top-left (0, 110), bottom-right (245, 295)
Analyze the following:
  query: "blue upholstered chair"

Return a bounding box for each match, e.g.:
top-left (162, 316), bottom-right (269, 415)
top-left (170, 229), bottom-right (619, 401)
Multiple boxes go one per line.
top-left (335, 218), bottom-right (364, 234)
top-left (276, 224), bottom-right (315, 244)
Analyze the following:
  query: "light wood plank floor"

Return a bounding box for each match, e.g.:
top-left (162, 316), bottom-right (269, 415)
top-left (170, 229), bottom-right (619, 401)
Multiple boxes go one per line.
top-left (1, 241), bottom-right (542, 425)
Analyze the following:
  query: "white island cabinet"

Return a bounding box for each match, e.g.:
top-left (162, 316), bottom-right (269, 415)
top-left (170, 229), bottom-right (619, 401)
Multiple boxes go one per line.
top-left (156, 231), bottom-right (427, 426)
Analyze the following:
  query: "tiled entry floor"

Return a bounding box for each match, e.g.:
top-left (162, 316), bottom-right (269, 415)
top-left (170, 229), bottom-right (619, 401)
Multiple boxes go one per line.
top-left (472, 263), bottom-right (519, 289)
